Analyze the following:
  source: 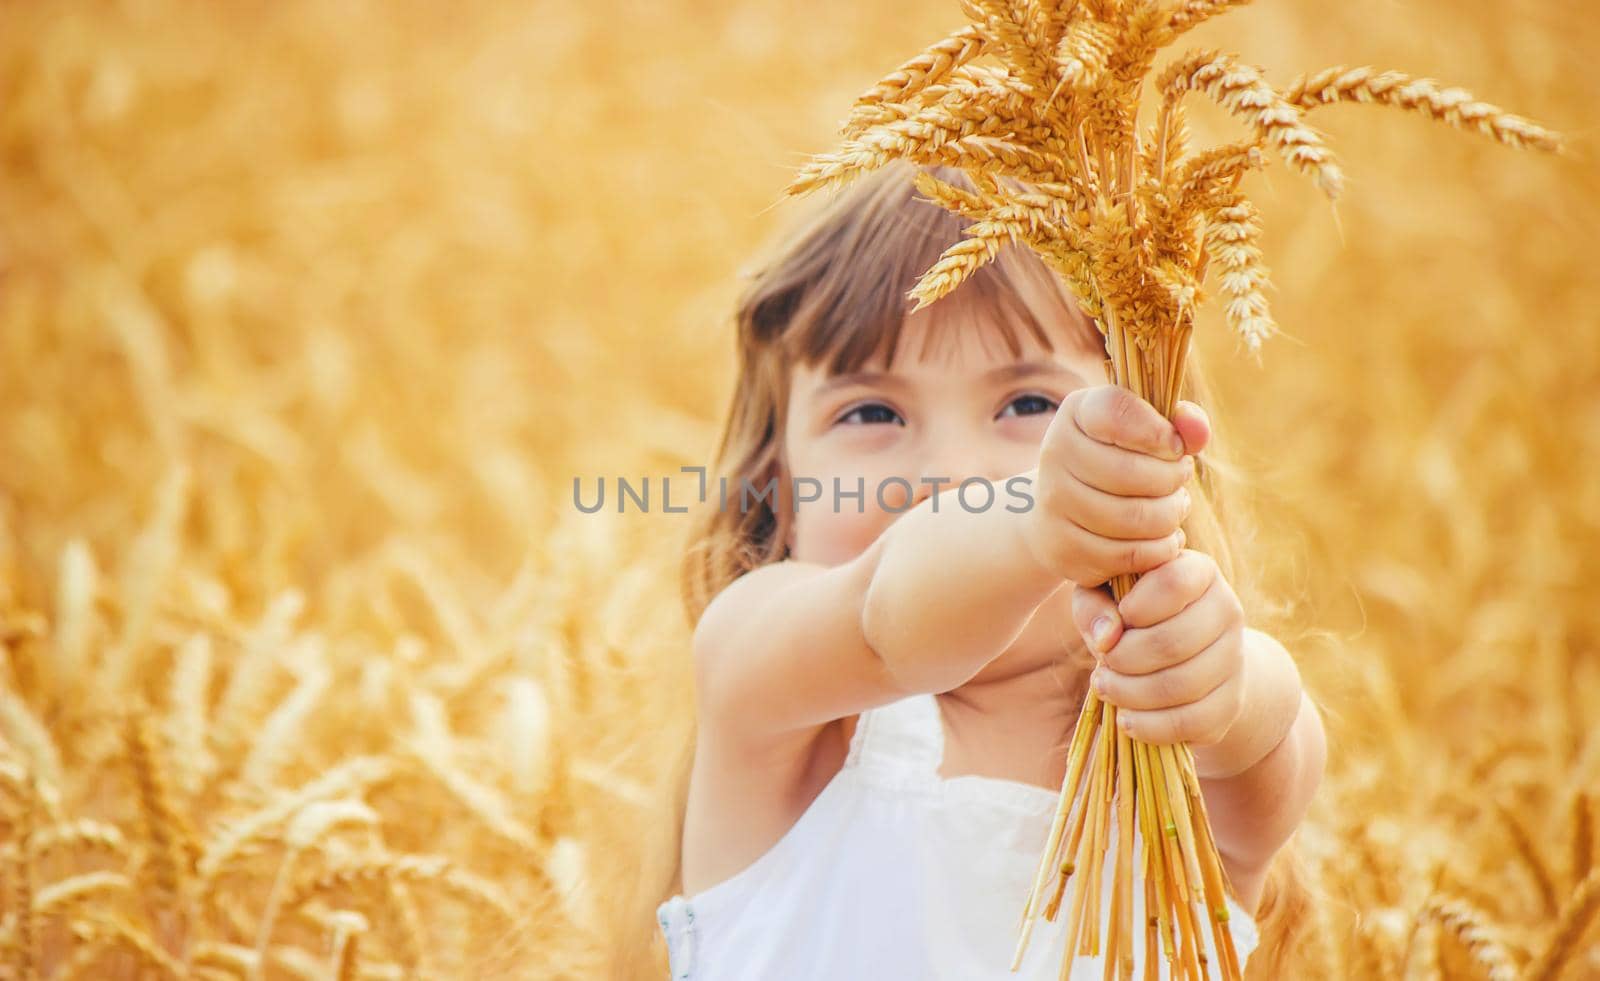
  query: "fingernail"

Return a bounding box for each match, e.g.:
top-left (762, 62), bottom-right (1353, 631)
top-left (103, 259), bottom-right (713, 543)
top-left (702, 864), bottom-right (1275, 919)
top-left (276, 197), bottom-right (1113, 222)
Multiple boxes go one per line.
top-left (1090, 615), bottom-right (1114, 651)
top-left (1168, 431), bottom-right (1184, 456)
top-left (1179, 487), bottom-right (1191, 518)
top-left (1175, 528), bottom-right (1187, 550)
top-left (1185, 455), bottom-right (1196, 479)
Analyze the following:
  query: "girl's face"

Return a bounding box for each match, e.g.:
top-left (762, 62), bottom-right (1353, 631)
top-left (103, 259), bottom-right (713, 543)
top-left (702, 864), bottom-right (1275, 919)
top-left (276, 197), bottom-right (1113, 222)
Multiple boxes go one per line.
top-left (781, 302), bottom-right (1106, 565)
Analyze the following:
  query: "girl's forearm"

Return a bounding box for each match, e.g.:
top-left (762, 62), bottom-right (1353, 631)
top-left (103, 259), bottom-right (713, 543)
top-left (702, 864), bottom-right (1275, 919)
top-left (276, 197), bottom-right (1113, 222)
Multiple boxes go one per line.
top-left (1194, 632), bottom-right (1327, 873)
top-left (1193, 628), bottom-right (1307, 781)
top-left (859, 468), bottom-right (1060, 693)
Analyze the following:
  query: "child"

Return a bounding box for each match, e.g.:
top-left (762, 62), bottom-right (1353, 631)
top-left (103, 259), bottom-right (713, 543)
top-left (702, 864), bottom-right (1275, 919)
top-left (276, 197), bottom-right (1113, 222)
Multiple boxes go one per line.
top-left (643, 160), bottom-right (1325, 979)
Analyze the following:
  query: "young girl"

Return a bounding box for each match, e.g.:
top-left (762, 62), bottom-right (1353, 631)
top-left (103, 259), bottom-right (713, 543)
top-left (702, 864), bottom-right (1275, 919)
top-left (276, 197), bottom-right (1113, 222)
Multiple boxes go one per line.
top-left (634, 160), bottom-right (1326, 979)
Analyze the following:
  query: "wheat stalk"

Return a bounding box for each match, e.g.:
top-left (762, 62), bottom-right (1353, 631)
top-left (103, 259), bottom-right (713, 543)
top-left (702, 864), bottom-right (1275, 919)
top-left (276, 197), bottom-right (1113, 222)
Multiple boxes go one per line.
top-left (197, 755), bottom-right (396, 895)
top-left (1522, 870), bottom-right (1600, 981)
top-left (1571, 790), bottom-right (1594, 888)
top-left (252, 800), bottom-right (380, 976)
top-left (785, 1), bottom-right (1563, 977)
top-left (326, 910), bottom-right (369, 981)
top-left (124, 707), bottom-right (201, 909)
top-left (67, 913), bottom-right (185, 979)
top-left (1496, 798), bottom-right (1561, 918)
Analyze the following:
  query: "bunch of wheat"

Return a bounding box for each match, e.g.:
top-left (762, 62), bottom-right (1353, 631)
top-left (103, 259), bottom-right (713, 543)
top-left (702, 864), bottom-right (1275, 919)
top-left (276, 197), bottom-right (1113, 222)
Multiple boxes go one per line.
top-left (783, 1), bottom-right (1563, 978)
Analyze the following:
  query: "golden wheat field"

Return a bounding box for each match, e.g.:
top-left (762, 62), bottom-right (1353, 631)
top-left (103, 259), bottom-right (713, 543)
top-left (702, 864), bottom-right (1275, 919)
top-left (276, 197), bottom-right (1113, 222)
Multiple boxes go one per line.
top-left (0, 0), bottom-right (1597, 978)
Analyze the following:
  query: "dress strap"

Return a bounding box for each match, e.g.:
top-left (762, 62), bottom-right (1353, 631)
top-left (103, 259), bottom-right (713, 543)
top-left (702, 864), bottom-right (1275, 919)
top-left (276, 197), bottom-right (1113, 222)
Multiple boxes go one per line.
top-left (848, 692), bottom-right (945, 777)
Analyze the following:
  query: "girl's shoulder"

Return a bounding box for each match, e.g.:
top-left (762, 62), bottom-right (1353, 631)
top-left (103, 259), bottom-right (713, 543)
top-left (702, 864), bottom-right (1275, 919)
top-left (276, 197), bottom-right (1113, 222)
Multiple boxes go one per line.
top-left (690, 549), bottom-right (907, 755)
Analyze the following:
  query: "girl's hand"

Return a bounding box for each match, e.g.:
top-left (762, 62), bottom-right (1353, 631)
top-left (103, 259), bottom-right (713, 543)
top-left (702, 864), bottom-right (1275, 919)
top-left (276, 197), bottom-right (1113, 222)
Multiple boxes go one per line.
top-left (1069, 548), bottom-right (1247, 747)
top-left (1024, 385), bottom-right (1211, 589)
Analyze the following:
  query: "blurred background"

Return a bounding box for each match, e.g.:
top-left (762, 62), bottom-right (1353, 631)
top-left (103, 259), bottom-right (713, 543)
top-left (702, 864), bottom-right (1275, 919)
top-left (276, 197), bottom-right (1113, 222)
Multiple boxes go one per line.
top-left (0, 0), bottom-right (1595, 977)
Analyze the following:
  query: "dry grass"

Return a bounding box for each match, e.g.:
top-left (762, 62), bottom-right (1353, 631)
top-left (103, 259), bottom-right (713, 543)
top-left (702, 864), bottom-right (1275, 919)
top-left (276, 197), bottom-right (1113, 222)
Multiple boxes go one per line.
top-left (0, 0), bottom-right (1596, 978)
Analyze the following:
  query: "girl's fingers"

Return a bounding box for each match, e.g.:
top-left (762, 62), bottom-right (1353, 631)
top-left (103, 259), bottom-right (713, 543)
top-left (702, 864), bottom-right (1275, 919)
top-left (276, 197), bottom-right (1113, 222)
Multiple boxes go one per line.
top-left (1114, 676), bottom-right (1245, 747)
top-left (1043, 459), bottom-right (1191, 541)
top-left (1049, 509), bottom-right (1187, 583)
top-left (1061, 412), bottom-right (1194, 498)
top-left (1171, 400), bottom-right (1213, 456)
top-left (1115, 549), bottom-right (1216, 629)
top-left (1101, 575), bottom-right (1240, 676)
top-left (1075, 582), bottom-right (1126, 643)
top-left (1071, 583), bottom-right (1124, 655)
top-left (1091, 626), bottom-right (1241, 712)
top-left (1072, 386), bottom-right (1186, 462)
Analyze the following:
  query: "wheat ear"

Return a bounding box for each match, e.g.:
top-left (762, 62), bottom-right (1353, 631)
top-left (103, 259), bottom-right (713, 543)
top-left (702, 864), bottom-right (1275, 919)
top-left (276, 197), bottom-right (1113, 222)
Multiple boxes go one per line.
top-left (1202, 192), bottom-right (1276, 355)
top-left (1418, 895), bottom-right (1517, 981)
top-left (283, 852), bottom-right (519, 931)
top-left (1159, 48), bottom-right (1344, 199)
top-left (1284, 66), bottom-right (1565, 154)
top-left (1167, 0), bottom-right (1258, 37)
top-left (851, 23), bottom-right (987, 110)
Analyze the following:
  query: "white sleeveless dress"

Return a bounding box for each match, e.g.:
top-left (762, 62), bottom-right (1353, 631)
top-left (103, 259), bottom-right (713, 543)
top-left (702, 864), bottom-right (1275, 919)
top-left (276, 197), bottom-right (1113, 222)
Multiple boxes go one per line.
top-left (656, 691), bottom-right (1261, 980)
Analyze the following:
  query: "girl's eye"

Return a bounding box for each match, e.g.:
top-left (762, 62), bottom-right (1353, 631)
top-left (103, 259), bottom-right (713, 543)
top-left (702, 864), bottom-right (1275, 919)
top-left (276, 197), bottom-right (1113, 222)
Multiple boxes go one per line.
top-left (999, 393), bottom-right (1059, 419)
top-left (836, 402), bottom-right (905, 426)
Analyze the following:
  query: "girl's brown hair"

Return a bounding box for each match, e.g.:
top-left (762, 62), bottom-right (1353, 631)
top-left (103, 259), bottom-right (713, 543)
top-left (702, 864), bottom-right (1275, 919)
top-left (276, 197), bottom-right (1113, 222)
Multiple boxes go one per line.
top-left (614, 158), bottom-right (1319, 979)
